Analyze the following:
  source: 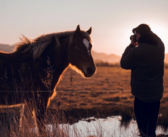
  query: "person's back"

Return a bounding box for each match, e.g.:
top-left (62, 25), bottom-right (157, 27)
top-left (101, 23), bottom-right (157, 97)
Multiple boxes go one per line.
top-left (120, 24), bottom-right (165, 137)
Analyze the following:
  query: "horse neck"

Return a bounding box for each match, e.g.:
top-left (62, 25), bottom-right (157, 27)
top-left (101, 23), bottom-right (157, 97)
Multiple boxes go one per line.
top-left (43, 41), bottom-right (69, 90)
top-left (55, 43), bottom-right (69, 74)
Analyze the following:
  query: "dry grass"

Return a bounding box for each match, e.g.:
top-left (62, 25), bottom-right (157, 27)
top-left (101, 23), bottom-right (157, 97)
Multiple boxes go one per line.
top-left (54, 66), bottom-right (168, 133)
top-left (1, 66), bottom-right (168, 136)
top-left (57, 66), bottom-right (131, 92)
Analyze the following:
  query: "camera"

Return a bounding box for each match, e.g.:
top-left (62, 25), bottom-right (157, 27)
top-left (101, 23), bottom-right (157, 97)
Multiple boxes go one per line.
top-left (130, 31), bottom-right (137, 42)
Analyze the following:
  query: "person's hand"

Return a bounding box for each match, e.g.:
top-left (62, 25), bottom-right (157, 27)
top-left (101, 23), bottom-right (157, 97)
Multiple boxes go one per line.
top-left (131, 36), bottom-right (138, 47)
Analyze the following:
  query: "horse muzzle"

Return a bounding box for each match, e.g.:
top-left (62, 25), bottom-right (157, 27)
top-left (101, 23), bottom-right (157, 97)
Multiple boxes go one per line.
top-left (83, 66), bottom-right (96, 77)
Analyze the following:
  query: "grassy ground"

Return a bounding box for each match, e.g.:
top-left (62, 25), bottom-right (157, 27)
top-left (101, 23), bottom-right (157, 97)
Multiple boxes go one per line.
top-left (56, 66), bottom-right (131, 92)
top-left (50, 66), bottom-right (168, 129)
top-left (1, 66), bottom-right (168, 136)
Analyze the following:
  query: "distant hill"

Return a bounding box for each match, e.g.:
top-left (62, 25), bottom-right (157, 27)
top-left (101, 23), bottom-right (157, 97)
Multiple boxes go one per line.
top-left (0, 43), bottom-right (168, 64)
top-left (0, 43), bottom-right (121, 63)
top-left (91, 50), bottom-right (120, 63)
top-left (92, 51), bottom-right (168, 64)
top-left (0, 44), bottom-right (15, 53)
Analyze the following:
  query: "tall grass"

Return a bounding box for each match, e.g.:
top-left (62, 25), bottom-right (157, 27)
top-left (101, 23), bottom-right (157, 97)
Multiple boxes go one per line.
top-left (1, 95), bottom-right (168, 137)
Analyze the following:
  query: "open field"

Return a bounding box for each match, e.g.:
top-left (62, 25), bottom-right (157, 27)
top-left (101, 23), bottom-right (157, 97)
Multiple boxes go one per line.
top-left (56, 66), bottom-right (131, 92)
top-left (56, 66), bottom-right (168, 92)
top-left (1, 66), bottom-right (168, 136)
top-left (48, 67), bottom-right (168, 127)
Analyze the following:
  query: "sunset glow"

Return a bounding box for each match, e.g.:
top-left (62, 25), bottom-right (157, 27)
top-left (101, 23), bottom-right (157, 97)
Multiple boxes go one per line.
top-left (0, 0), bottom-right (168, 55)
top-left (150, 23), bottom-right (168, 44)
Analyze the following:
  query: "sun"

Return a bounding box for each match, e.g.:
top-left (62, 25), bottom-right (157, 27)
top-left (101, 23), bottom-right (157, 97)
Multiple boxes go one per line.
top-left (149, 23), bottom-right (167, 43)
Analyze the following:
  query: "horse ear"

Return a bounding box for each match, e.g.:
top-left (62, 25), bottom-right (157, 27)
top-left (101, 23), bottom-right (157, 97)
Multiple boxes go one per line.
top-left (87, 27), bottom-right (92, 35)
top-left (75, 25), bottom-right (81, 33)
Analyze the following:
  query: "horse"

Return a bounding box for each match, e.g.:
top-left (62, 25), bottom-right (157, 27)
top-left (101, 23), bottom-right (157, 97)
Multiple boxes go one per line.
top-left (0, 25), bottom-right (96, 134)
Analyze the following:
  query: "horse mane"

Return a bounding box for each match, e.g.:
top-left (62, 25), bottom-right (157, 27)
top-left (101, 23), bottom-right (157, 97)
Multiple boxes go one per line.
top-left (15, 31), bottom-right (75, 60)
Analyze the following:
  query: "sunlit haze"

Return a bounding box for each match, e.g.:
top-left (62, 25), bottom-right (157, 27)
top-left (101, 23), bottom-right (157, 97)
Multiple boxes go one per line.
top-left (0, 0), bottom-right (168, 55)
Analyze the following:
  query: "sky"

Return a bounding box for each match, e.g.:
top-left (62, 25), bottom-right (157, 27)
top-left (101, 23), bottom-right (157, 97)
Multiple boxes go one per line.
top-left (0, 0), bottom-right (168, 56)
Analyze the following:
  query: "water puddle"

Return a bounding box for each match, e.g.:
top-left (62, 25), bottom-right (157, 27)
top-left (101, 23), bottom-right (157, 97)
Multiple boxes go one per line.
top-left (46, 116), bottom-right (168, 137)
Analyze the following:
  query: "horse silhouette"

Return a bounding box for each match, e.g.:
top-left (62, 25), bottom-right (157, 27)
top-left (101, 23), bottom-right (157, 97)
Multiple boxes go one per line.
top-left (0, 25), bottom-right (96, 134)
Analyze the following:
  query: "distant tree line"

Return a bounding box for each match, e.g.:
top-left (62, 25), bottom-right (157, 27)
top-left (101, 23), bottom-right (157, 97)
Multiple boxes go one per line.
top-left (95, 60), bottom-right (168, 68)
top-left (95, 60), bottom-right (120, 67)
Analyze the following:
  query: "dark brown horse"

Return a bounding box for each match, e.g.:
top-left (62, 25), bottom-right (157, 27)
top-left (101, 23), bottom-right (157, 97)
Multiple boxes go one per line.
top-left (0, 25), bottom-right (96, 133)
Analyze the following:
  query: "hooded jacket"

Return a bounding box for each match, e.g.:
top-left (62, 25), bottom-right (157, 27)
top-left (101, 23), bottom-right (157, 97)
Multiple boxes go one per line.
top-left (120, 33), bottom-right (165, 102)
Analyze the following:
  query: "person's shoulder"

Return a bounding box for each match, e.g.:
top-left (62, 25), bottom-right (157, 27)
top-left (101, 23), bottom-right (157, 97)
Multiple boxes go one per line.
top-left (153, 33), bottom-right (165, 47)
top-left (130, 44), bottom-right (149, 58)
top-left (128, 46), bottom-right (140, 57)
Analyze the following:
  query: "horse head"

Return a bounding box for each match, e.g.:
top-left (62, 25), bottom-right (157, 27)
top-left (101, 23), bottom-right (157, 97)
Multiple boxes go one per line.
top-left (68, 25), bottom-right (96, 78)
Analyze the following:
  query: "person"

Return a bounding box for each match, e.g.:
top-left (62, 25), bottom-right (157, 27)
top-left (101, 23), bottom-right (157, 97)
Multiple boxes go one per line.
top-left (120, 24), bottom-right (165, 137)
